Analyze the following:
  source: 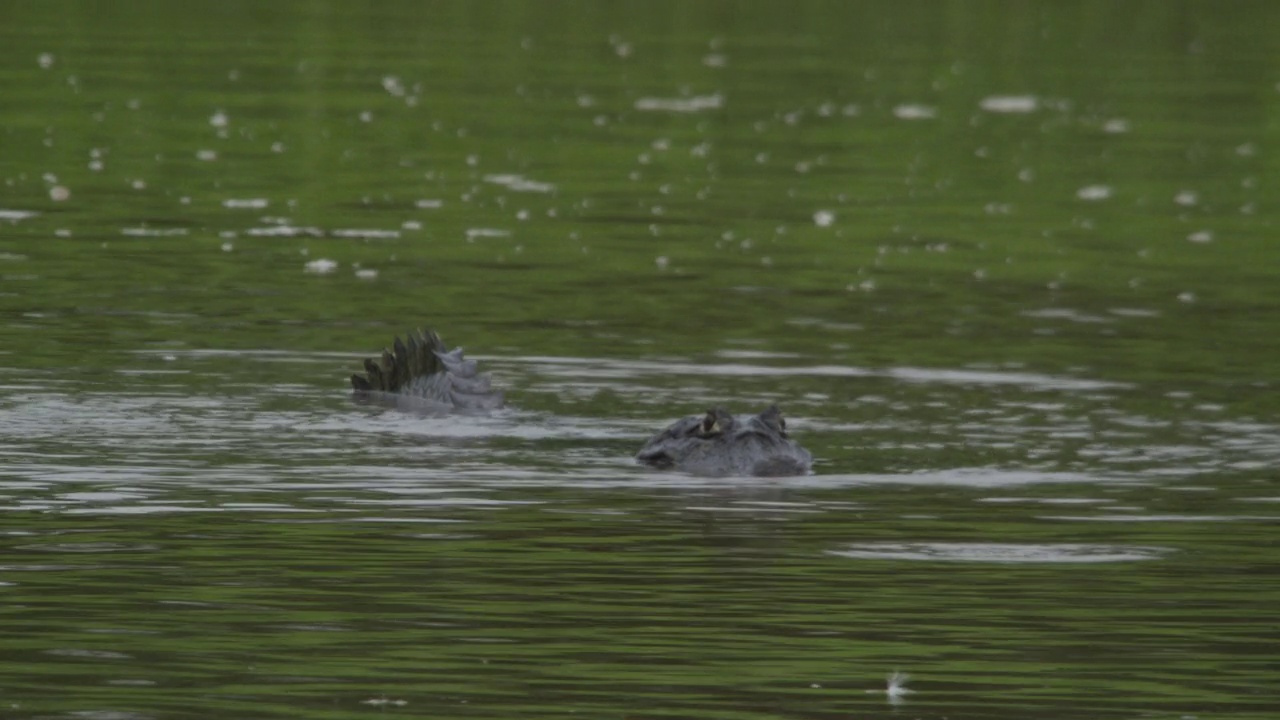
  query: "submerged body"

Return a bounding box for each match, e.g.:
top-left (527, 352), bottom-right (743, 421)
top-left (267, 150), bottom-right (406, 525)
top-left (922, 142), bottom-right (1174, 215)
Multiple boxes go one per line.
top-left (351, 328), bottom-right (813, 477)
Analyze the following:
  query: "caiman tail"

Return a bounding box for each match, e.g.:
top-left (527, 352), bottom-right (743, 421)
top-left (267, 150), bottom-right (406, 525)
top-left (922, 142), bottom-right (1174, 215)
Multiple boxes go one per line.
top-left (350, 328), bottom-right (504, 412)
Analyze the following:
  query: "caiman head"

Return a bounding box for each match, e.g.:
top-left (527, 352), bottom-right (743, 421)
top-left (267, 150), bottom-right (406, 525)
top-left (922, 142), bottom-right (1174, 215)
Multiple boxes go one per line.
top-left (635, 405), bottom-right (813, 477)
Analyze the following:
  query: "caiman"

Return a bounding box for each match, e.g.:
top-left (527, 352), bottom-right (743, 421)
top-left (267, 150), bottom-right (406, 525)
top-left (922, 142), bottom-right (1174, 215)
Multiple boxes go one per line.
top-left (351, 328), bottom-right (813, 477)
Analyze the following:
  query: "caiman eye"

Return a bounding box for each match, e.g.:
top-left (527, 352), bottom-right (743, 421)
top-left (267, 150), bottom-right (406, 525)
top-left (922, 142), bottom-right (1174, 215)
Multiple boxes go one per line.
top-left (699, 410), bottom-right (721, 436)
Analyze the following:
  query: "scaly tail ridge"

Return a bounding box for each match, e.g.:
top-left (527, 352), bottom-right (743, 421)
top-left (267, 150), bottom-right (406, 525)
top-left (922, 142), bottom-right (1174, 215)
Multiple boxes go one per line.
top-left (351, 327), bottom-right (504, 411)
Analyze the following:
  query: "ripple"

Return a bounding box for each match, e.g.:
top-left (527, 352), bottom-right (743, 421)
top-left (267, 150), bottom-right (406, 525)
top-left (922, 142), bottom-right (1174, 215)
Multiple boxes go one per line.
top-left (20, 542), bottom-right (156, 553)
top-left (45, 648), bottom-right (133, 659)
top-left (61, 505), bottom-right (222, 515)
top-left (1043, 514), bottom-right (1277, 523)
top-left (1021, 308), bottom-right (1112, 324)
top-left (834, 469), bottom-right (1115, 488)
top-left (827, 542), bottom-right (1170, 563)
top-left (521, 356), bottom-right (1124, 391)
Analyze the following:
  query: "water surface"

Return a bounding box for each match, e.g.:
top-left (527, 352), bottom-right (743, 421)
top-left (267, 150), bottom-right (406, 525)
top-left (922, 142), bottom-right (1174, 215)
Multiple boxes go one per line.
top-left (2, 2), bottom-right (1279, 718)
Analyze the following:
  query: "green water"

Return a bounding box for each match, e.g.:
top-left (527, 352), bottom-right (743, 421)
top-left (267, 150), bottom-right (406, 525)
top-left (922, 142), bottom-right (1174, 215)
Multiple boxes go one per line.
top-left (2, 2), bottom-right (1278, 718)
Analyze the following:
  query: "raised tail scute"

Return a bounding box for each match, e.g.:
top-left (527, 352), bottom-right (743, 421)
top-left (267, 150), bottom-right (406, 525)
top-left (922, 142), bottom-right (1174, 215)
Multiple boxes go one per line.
top-left (350, 328), bottom-right (447, 393)
top-left (350, 327), bottom-right (504, 412)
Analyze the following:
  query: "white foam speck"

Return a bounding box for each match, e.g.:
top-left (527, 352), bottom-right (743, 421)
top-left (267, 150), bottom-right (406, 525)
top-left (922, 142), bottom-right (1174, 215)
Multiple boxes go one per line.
top-left (1076, 185), bottom-right (1113, 201)
top-left (331, 229), bottom-right (400, 240)
top-left (245, 225), bottom-right (323, 238)
top-left (121, 227), bottom-right (189, 237)
top-left (634, 94), bottom-right (724, 113)
top-left (1103, 118), bottom-right (1131, 134)
top-left (222, 198), bottom-right (269, 209)
top-left (381, 75), bottom-right (405, 97)
top-left (465, 228), bottom-right (511, 242)
top-left (813, 210), bottom-right (835, 227)
top-left (893, 104), bottom-right (936, 120)
top-left (483, 174), bottom-right (556, 193)
top-left (304, 258), bottom-right (338, 274)
top-left (979, 95), bottom-right (1037, 113)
